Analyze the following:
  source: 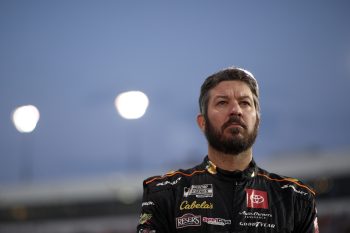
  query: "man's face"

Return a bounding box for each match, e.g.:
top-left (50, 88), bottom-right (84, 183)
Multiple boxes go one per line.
top-left (199, 80), bottom-right (259, 155)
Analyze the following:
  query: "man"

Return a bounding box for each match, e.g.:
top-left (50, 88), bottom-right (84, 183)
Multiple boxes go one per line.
top-left (137, 67), bottom-right (319, 232)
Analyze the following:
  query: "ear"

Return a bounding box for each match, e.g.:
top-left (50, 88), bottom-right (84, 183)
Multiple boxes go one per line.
top-left (197, 114), bottom-right (206, 132)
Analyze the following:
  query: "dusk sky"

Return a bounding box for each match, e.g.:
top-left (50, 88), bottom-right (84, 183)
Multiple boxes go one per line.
top-left (1, 1), bottom-right (350, 185)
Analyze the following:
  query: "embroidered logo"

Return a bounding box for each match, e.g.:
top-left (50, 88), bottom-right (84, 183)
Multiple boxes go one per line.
top-left (239, 221), bottom-right (275, 229)
top-left (203, 217), bottom-right (231, 226)
top-left (239, 210), bottom-right (272, 220)
top-left (246, 189), bottom-right (269, 209)
top-left (180, 200), bottom-right (213, 210)
top-left (281, 184), bottom-right (308, 196)
top-left (138, 229), bottom-right (156, 233)
top-left (139, 213), bottom-right (152, 224)
top-left (142, 201), bottom-right (155, 207)
top-left (156, 177), bottom-right (182, 186)
top-left (183, 184), bottom-right (213, 198)
top-left (176, 213), bottom-right (201, 228)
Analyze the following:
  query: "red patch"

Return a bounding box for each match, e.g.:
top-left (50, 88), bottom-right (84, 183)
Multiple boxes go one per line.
top-left (246, 189), bottom-right (269, 209)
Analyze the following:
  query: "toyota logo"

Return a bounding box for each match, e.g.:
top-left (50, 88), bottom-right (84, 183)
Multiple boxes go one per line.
top-left (250, 194), bottom-right (264, 204)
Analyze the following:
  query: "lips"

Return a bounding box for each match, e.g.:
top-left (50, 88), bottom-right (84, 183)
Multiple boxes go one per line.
top-left (222, 116), bottom-right (247, 131)
top-left (228, 123), bottom-right (243, 128)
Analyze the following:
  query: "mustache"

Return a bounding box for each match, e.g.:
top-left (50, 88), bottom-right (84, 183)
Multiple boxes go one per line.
top-left (222, 115), bottom-right (247, 131)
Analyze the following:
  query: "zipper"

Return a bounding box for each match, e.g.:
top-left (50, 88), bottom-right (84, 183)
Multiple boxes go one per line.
top-left (230, 180), bottom-right (239, 232)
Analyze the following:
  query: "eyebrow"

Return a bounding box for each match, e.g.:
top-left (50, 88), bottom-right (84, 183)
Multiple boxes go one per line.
top-left (213, 94), bottom-right (253, 101)
top-left (238, 95), bottom-right (253, 101)
top-left (213, 95), bottom-right (229, 100)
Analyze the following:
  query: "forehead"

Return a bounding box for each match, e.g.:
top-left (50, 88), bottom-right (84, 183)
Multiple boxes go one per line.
top-left (209, 80), bottom-right (253, 99)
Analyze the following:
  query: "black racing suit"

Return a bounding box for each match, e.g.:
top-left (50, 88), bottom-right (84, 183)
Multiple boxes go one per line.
top-left (137, 156), bottom-right (319, 233)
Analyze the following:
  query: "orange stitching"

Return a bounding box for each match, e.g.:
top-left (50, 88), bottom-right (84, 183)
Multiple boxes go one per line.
top-left (145, 170), bottom-right (206, 185)
top-left (257, 173), bottom-right (315, 195)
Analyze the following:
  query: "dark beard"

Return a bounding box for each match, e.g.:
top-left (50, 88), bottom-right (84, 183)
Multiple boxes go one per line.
top-left (204, 115), bottom-right (259, 155)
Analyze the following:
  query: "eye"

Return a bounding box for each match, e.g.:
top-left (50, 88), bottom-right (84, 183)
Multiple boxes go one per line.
top-left (217, 100), bottom-right (228, 106)
top-left (240, 101), bottom-right (251, 106)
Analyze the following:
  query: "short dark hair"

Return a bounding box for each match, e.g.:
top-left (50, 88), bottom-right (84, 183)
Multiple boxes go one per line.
top-left (199, 67), bottom-right (260, 118)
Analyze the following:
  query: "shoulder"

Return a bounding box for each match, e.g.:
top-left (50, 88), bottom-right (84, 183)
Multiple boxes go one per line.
top-left (256, 167), bottom-right (316, 200)
top-left (143, 165), bottom-right (207, 193)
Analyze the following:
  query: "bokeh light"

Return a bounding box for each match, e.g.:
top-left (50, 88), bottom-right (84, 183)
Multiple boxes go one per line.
top-left (12, 105), bottom-right (40, 133)
top-left (115, 91), bottom-right (149, 120)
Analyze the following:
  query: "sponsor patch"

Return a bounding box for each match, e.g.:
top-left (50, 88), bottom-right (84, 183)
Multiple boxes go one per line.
top-left (138, 229), bottom-right (156, 233)
top-left (203, 217), bottom-right (231, 226)
top-left (156, 177), bottom-right (182, 186)
top-left (239, 221), bottom-right (275, 229)
top-left (281, 184), bottom-right (308, 196)
top-left (239, 211), bottom-right (272, 220)
top-left (142, 201), bottom-right (155, 207)
top-left (176, 213), bottom-right (201, 228)
top-left (139, 213), bottom-right (152, 224)
top-left (184, 184), bottom-right (213, 198)
top-left (180, 200), bottom-right (213, 210)
top-left (246, 189), bottom-right (269, 209)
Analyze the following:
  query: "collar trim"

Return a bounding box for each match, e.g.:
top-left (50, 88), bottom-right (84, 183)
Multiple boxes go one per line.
top-left (204, 156), bottom-right (257, 179)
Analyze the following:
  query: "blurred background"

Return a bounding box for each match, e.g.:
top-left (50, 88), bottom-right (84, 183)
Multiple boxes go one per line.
top-left (1, 1), bottom-right (350, 232)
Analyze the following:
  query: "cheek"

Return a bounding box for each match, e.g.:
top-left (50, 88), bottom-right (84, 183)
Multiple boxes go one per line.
top-left (206, 114), bottom-right (223, 130)
top-left (246, 113), bottom-right (258, 128)
top-left (209, 112), bottom-right (225, 125)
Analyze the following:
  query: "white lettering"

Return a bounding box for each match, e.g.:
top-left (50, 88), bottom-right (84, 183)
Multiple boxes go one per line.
top-left (281, 184), bottom-right (308, 196)
top-left (156, 177), bottom-right (181, 186)
top-left (176, 214), bottom-right (201, 228)
top-left (203, 217), bottom-right (231, 226)
top-left (183, 184), bottom-right (213, 198)
top-left (239, 221), bottom-right (275, 229)
top-left (239, 210), bottom-right (272, 219)
top-left (142, 201), bottom-right (155, 207)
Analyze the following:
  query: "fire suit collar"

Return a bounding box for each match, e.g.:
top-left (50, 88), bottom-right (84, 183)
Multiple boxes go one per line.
top-left (203, 156), bottom-right (258, 180)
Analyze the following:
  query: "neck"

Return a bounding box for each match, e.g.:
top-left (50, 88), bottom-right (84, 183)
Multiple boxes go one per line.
top-left (207, 146), bottom-right (253, 172)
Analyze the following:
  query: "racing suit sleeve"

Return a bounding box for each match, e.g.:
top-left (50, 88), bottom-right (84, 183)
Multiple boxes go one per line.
top-left (293, 195), bottom-right (319, 233)
top-left (136, 179), bottom-right (173, 233)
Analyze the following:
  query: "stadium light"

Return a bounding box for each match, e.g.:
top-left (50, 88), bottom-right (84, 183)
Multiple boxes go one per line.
top-left (115, 91), bottom-right (149, 120)
top-left (12, 104), bottom-right (40, 183)
top-left (12, 105), bottom-right (40, 133)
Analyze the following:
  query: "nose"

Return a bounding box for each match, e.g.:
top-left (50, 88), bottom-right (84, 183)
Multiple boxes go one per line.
top-left (229, 101), bottom-right (242, 116)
